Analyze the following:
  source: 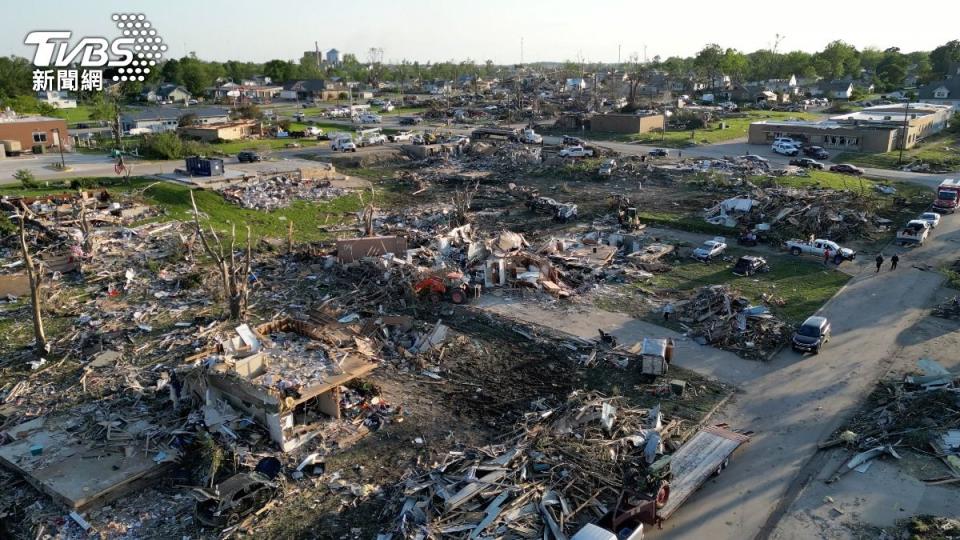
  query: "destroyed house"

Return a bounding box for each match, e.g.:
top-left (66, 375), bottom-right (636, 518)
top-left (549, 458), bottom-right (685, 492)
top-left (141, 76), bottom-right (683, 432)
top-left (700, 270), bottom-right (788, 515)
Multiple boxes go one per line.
top-left (188, 318), bottom-right (378, 452)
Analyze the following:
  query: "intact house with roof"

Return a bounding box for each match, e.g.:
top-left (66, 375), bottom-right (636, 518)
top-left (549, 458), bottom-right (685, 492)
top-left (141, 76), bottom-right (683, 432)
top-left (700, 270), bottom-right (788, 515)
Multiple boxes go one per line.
top-left (918, 63), bottom-right (960, 110)
top-left (809, 80), bottom-right (854, 100)
top-left (121, 107), bottom-right (230, 134)
top-left (747, 102), bottom-right (952, 153)
top-left (37, 91), bottom-right (77, 109)
top-left (279, 79), bottom-right (348, 101)
top-left (141, 84), bottom-right (192, 104)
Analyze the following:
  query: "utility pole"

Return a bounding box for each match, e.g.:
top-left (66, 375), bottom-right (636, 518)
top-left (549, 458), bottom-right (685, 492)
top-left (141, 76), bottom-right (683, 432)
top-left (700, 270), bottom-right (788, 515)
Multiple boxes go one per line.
top-left (52, 128), bottom-right (65, 169)
top-left (520, 37), bottom-right (524, 65)
top-left (618, 43), bottom-right (622, 65)
top-left (898, 100), bottom-right (910, 165)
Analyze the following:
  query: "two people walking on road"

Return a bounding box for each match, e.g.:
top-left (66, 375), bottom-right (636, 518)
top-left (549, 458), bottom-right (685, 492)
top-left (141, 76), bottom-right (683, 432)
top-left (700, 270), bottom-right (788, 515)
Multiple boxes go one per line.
top-left (876, 253), bottom-right (900, 272)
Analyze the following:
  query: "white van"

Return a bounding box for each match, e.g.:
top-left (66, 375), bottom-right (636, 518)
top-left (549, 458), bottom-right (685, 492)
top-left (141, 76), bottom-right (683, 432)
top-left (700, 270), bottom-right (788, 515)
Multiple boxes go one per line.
top-left (331, 137), bottom-right (357, 152)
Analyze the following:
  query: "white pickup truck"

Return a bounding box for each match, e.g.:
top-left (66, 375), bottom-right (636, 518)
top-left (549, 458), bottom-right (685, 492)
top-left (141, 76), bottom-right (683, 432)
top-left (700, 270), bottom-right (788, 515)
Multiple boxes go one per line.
top-left (896, 220), bottom-right (930, 246)
top-left (388, 130), bottom-right (414, 143)
top-left (785, 238), bottom-right (856, 263)
top-left (559, 145), bottom-right (594, 158)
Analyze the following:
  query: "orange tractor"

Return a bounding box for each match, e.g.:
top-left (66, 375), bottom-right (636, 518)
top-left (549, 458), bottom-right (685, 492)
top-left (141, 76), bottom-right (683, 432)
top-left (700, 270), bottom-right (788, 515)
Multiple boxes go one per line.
top-left (413, 272), bottom-right (473, 305)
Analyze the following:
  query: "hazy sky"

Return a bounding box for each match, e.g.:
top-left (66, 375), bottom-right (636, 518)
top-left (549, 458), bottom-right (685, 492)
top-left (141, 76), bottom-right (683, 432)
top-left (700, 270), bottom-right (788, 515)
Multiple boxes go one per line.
top-left (2, 0), bottom-right (958, 64)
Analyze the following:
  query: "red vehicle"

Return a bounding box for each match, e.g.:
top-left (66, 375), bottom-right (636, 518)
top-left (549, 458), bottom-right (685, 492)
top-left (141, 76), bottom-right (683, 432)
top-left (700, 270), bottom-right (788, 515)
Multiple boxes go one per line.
top-left (413, 272), bottom-right (472, 304)
top-left (933, 178), bottom-right (960, 214)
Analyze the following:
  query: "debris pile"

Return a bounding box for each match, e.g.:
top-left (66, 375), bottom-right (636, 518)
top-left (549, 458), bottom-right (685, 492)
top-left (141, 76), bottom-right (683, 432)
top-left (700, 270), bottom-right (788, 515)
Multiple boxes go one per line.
top-left (381, 393), bottom-right (686, 538)
top-left (675, 285), bottom-right (791, 360)
top-left (932, 295), bottom-right (960, 319)
top-left (219, 176), bottom-right (347, 211)
top-left (705, 188), bottom-right (881, 242)
top-left (826, 359), bottom-right (960, 485)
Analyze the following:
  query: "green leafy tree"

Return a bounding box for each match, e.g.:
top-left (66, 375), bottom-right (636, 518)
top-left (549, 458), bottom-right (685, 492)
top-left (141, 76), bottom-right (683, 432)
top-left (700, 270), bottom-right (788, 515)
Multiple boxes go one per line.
top-left (930, 40), bottom-right (960, 79)
top-left (0, 56), bottom-right (33, 99)
top-left (694, 44), bottom-right (725, 89)
top-left (875, 48), bottom-right (908, 91)
top-left (814, 41), bottom-right (861, 80)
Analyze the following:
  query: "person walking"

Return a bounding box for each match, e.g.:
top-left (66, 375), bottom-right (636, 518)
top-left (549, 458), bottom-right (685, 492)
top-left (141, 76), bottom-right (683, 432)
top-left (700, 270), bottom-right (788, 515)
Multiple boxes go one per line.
top-left (663, 302), bottom-right (674, 322)
top-left (875, 253), bottom-right (884, 273)
top-left (891, 254), bottom-right (899, 270)
top-left (824, 249), bottom-right (831, 265)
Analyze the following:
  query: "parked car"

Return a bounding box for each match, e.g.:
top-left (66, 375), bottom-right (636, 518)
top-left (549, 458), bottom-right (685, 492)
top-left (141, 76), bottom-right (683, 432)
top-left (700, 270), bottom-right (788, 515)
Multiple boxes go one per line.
top-left (237, 151), bottom-right (262, 163)
top-left (193, 459), bottom-right (281, 528)
top-left (772, 142), bottom-right (800, 156)
top-left (559, 145), bottom-right (594, 158)
top-left (648, 148), bottom-right (669, 157)
top-left (803, 146), bottom-right (830, 159)
top-left (919, 211), bottom-right (942, 229)
top-left (792, 316), bottom-right (831, 354)
top-left (773, 137), bottom-right (800, 147)
top-left (789, 158), bottom-right (824, 169)
top-left (598, 159), bottom-right (616, 177)
top-left (830, 163), bottom-right (864, 175)
top-left (732, 255), bottom-right (770, 276)
top-left (691, 237), bottom-right (727, 261)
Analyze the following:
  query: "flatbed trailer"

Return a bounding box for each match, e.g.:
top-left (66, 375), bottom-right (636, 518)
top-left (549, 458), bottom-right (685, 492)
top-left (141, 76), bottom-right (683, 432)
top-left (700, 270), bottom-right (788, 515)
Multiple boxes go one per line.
top-left (656, 425), bottom-right (750, 522)
top-left (593, 425), bottom-right (750, 530)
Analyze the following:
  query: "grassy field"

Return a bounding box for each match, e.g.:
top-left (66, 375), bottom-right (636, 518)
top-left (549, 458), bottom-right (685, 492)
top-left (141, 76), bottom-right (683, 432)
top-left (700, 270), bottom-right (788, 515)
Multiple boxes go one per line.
top-left (750, 169), bottom-right (884, 191)
top-left (648, 246), bottom-right (851, 323)
top-left (52, 105), bottom-right (93, 124)
top-left (0, 177), bottom-right (364, 243)
top-left (835, 131), bottom-right (960, 172)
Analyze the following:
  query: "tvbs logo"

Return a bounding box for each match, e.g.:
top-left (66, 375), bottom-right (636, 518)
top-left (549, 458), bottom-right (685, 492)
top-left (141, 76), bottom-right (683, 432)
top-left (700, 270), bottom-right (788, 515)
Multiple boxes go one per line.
top-left (25, 13), bottom-right (166, 81)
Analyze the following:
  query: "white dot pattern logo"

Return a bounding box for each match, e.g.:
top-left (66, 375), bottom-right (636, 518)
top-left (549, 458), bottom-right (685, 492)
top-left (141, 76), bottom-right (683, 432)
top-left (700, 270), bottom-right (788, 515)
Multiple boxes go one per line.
top-left (110, 12), bottom-right (164, 81)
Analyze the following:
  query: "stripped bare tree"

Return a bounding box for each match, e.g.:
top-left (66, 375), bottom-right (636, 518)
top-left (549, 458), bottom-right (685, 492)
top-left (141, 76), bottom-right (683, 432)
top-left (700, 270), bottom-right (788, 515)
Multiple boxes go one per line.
top-left (75, 197), bottom-right (96, 260)
top-left (451, 181), bottom-right (479, 226)
top-left (17, 203), bottom-right (47, 353)
top-left (190, 191), bottom-right (252, 320)
top-left (358, 188), bottom-right (376, 237)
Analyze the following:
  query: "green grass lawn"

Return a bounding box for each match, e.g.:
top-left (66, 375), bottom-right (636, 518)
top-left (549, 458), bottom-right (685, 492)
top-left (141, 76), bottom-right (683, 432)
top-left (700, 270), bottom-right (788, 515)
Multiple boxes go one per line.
top-left (835, 131), bottom-right (960, 172)
top-left (649, 247), bottom-right (851, 323)
top-left (0, 177), bottom-right (363, 243)
top-left (52, 105), bottom-right (93, 124)
top-left (751, 169), bottom-right (881, 191)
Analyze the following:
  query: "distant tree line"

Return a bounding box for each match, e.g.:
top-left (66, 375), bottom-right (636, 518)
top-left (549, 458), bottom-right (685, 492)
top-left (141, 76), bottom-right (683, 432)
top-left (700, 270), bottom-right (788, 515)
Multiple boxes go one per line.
top-left (1, 39), bottom-right (959, 110)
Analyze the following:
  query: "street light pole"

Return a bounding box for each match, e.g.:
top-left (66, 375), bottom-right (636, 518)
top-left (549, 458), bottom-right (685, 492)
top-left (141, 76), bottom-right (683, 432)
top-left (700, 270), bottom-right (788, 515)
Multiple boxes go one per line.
top-left (898, 100), bottom-right (910, 165)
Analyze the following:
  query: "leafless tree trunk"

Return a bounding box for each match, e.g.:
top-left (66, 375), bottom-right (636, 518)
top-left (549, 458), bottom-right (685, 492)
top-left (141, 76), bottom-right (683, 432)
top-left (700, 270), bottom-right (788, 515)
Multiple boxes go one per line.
top-left (17, 203), bottom-right (47, 353)
top-left (75, 198), bottom-right (96, 259)
top-left (358, 188), bottom-right (376, 237)
top-left (452, 181), bottom-right (479, 226)
top-left (190, 191), bottom-right (253, 320)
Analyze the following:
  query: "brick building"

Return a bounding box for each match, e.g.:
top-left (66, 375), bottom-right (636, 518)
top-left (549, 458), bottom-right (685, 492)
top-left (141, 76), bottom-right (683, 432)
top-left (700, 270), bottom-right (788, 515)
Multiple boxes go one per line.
top-left (0, 115), bottom-right (69, 152)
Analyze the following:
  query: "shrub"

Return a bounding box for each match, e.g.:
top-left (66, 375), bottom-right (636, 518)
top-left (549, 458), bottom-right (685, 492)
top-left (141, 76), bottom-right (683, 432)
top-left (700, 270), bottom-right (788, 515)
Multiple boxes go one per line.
top-left (13, 169), bottom-right (39, 189)
top-left (139, 132), bottom-right (211, 160)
